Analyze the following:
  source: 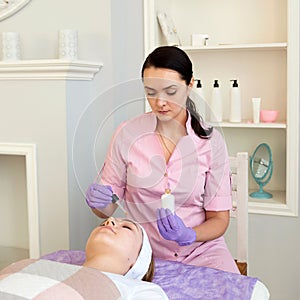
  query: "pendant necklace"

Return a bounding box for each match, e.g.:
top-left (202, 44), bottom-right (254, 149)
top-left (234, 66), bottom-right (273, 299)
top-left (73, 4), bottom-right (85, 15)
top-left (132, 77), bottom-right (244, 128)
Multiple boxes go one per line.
top-left (157, 131), bottom-right (175, 213)
top-left (157, 131), bottom-right (174, 157)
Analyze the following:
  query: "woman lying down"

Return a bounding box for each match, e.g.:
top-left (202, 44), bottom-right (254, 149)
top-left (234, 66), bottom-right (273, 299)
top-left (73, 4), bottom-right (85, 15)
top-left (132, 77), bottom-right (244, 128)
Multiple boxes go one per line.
top-left (0, 218), bottom-right (169, 299)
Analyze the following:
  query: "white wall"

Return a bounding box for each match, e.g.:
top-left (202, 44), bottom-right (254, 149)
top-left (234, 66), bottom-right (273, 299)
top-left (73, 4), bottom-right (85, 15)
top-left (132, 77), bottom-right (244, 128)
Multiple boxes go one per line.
top-left (0, 0), bottom-right (116, 254)
top-left (67, 0), bottom-right (145, 250)
top-left (0, 80), bottom-right (70, 254)
top-left (0, 0), bottom-right (145, 254)
top-left (226, 210), bottom-right (300, 299)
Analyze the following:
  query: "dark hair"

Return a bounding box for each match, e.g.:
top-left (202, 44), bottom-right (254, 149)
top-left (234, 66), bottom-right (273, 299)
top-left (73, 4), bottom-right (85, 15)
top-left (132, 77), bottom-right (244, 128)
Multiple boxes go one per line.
top-left (142, 46), bottom-right (212, 139)
top-left (142, 254), bottom-right (155, 282)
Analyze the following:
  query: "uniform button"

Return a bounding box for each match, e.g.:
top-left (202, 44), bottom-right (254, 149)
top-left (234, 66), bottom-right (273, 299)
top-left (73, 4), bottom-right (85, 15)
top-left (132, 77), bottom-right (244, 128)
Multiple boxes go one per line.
top-left (174, 253), bottom-right (178, 257)
top-left (164, 172), bottom-right (168, 177)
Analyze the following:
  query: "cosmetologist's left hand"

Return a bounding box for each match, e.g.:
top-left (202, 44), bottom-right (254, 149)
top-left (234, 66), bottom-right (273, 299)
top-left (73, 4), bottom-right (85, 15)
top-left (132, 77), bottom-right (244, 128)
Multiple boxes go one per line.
top-left (156, 208), bottom-right (196, 246)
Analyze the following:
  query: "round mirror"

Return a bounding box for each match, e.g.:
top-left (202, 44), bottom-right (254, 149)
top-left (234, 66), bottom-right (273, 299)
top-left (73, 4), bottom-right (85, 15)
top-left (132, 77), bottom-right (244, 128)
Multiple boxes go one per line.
top-left (250, 143), bottom-right (273, 199)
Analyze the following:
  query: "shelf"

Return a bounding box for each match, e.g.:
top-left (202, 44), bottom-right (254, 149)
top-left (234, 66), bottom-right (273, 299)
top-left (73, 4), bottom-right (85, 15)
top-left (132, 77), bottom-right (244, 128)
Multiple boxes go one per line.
top-left (0, 59), bottom-right (103, 80)
top-left (180, 43), bottom-right (287, 52)
top-left (248, 190), bottom-right (296, 216)
top-left (208, 121), bottom-right (287, 129)
top-left (144, 0), bottom-right (299, 217)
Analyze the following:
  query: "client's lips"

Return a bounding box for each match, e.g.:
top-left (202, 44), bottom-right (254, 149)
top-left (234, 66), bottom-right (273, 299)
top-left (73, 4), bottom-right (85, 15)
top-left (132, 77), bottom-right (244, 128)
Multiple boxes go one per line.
top-left (99, 226), bottom-right (116, 234)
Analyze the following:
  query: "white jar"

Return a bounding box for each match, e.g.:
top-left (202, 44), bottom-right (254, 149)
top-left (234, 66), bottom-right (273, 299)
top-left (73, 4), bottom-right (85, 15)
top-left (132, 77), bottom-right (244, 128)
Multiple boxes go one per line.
top-left (2, 32), bottom-right (21, 61)
top-left (58, 29), bottom-right (78, 60)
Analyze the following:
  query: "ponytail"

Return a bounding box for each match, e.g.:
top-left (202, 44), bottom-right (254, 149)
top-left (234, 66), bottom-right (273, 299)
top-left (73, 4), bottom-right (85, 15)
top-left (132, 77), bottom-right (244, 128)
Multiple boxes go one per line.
top-left (186, 97), bottom-right (213, 139)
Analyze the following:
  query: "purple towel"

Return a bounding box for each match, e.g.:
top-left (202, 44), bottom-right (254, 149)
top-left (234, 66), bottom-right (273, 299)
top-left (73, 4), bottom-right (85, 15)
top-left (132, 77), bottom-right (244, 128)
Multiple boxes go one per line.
top-left (42, 250), bottom-right (257, 300)
top-left (42, 249), bottom-right (86, 265)
top-left (153, 258), bottom-right (257, 300)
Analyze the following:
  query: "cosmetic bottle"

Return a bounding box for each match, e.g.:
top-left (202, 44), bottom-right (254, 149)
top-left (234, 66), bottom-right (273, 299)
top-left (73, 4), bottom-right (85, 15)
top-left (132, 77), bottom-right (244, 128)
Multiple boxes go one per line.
top-left (161, 190), bottom-right (175, 213)
top-left (193, 79), bottom-right (206, 120)
top-left (229, 79), bottom-right (241, 122)
top-left (210, 79), bottom-right (223, 123)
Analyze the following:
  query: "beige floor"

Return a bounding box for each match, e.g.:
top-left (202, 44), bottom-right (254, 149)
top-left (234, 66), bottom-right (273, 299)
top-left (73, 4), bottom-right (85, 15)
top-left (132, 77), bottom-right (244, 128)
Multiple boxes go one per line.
top-left (0, 245), bottom-right (29, 270)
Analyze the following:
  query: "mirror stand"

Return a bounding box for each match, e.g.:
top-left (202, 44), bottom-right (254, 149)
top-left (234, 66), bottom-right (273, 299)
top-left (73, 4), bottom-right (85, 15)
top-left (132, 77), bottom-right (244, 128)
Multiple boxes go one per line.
top-left (250, 143), bottom-right (273, 199)
top-left (249, 181), bottom-right (273, 199)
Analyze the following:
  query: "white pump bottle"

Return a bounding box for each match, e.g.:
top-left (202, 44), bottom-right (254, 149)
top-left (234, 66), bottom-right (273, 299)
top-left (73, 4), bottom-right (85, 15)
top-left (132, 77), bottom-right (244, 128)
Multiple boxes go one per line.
top-left (210, 79), bottom-right (223, 123)
top-left (229, 79), bottom-right (241, 122)
top-left (193, 79), bottom-right (206, 121)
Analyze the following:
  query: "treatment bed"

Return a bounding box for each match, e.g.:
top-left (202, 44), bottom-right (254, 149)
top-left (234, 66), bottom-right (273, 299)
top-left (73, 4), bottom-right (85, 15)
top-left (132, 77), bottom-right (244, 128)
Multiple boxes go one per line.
top-left (39, 250), bottom-right (269, 300)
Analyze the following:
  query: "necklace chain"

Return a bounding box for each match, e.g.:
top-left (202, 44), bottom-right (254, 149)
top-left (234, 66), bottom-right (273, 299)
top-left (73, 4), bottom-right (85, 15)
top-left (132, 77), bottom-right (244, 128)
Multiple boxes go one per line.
top-left (157, 131), bottom-right (173, 194)
top-left (158, 132), bottom-right (173, 155)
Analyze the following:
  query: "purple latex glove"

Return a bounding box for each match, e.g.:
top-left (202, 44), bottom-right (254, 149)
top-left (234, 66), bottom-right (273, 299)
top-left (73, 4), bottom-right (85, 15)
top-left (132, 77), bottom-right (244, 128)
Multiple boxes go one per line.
top-left (157, 208), bottom-right (196, 246)
top-left (86, 183), bottom-right (113, 209)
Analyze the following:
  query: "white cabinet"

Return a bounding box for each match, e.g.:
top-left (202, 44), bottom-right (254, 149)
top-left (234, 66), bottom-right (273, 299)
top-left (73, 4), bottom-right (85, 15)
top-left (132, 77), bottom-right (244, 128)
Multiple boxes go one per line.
top-left (143, 0), bottom-right (299, 216)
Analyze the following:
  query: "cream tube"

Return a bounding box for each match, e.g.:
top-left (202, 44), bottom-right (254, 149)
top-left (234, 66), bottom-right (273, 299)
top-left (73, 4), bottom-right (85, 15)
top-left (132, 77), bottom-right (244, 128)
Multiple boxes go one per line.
top-left (252, 98), bottom-right (261, 124)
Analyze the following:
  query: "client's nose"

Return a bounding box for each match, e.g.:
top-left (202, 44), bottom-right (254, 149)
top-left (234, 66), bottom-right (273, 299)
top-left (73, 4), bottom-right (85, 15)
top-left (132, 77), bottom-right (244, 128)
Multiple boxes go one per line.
top-left (104, 217), bottom-right (116, 227)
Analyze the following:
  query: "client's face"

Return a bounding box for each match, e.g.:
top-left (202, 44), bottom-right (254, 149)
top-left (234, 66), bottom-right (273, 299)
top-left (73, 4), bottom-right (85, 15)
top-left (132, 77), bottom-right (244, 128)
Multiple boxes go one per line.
top-left (85, 217), bottom-right (143, 268)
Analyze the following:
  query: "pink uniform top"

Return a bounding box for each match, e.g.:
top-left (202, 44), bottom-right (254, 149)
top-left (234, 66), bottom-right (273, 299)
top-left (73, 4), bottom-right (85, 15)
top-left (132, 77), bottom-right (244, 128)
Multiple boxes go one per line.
top-left (101, 112), bottom-right (239, 273)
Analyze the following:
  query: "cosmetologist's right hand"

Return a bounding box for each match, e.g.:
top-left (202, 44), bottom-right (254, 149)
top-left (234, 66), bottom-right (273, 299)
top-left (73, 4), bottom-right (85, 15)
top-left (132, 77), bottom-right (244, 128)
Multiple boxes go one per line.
top-left (86, 183), bottom-right (113, 209)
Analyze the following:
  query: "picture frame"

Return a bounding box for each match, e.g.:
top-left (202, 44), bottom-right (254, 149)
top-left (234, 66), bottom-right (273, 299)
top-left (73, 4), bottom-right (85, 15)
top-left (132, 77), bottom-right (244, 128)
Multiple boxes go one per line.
top-left (157, 12), bottom-right (181, 46)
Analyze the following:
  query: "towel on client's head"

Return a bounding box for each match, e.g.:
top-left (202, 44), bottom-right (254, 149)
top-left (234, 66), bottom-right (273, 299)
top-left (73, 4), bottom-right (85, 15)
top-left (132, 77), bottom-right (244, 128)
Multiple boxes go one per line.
top-left (125, 224), bottom-right (152, 280)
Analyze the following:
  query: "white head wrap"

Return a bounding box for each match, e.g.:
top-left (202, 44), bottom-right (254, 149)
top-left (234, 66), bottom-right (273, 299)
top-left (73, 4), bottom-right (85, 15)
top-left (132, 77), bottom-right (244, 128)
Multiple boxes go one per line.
top-left (125, 224), bottom-right (152, 280)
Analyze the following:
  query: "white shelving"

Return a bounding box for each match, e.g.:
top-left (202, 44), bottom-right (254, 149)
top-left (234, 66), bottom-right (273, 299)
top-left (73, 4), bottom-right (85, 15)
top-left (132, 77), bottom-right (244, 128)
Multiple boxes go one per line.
top-left (210, 122), bottom-right (286, 129)
top-left (248, 190), bottom-right (295, 216)
top-left (143, 0), bottom-right (299, 216)
top-left (181, 43), bottom-right (287, 52)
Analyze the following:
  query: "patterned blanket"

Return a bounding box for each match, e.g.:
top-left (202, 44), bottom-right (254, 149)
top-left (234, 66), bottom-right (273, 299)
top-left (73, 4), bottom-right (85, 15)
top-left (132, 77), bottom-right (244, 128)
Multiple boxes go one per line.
top-left (0, 259), bottom-right (120, 299)
top-left (153, 258), bottom-right (258, 300)
top-left (41, 250), bottom-right (260, 300)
